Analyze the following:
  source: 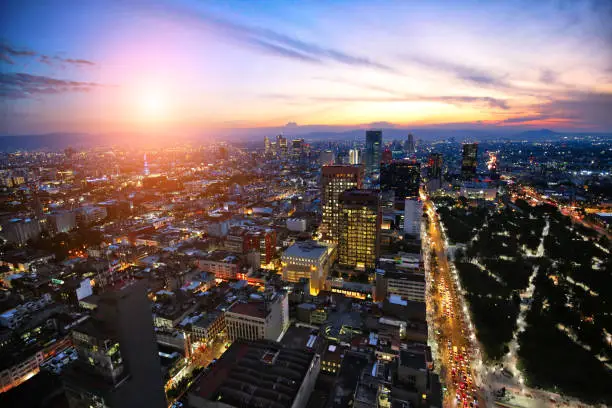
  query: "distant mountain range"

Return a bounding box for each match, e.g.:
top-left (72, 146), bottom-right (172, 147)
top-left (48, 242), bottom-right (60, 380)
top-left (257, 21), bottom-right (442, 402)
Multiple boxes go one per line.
top-left (0, 128), bottom-right (610, 152)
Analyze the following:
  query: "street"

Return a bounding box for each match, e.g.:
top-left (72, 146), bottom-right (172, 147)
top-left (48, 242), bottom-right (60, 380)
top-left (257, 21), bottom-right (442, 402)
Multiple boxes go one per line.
top-left (423, 198), bottom-right (484, 407)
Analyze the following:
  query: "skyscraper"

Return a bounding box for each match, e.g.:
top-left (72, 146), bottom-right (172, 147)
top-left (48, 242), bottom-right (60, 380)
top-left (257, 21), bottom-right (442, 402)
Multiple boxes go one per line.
top-left (349, 148), bottom-right (361, 165)
top-left (338, 189), bottom-right (381, 269)
top-left (427, 153), bottom-right (443, 191)
top-left (405, 133), bottom-right (416, 154)
top-left (63, 281), bottom-right (167, 408)
top-left (404, 198), bottom-right (423, 239)
top-left (264, 136), bottom-right (270, 154)
top-left (143, 153), bottom-right (150, 176)
top-left (276, 134), bottom-right (288, 155)
top-left (365, 130), bottom-right (382, 176)
top-left (461, 143), bottom-right (478, 180)
top-left (380, 160), bottom-right (421, 199)
top-left (321, 165), bottom-right (364, 243)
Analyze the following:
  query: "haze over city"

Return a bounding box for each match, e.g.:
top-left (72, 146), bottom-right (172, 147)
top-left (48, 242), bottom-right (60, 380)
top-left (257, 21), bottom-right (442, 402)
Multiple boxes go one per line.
top-left (1, 2), bottom-right (612, 408)
top-left (2, 0), bottom-right (612, 138)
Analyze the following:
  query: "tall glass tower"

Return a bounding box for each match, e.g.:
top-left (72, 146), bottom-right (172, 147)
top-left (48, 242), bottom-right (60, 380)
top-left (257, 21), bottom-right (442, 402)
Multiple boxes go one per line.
top-left (365, 130), bottom-right (382, 176)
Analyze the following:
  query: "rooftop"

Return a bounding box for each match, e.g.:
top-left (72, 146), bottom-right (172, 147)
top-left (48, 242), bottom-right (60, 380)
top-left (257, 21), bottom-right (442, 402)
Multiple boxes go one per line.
top-left (399, 350), bottom-right (426, 371)
top-left (189, 339), bottom-right (316, 408)
top-left (227, 302), bottom-right (268, 319)
top-left (282, 240), bottom-right (328, 260)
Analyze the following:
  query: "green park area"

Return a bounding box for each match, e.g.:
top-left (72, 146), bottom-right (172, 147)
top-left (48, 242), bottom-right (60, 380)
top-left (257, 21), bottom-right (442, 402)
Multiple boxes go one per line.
top-left (436, 197), bottom-right (612, 405)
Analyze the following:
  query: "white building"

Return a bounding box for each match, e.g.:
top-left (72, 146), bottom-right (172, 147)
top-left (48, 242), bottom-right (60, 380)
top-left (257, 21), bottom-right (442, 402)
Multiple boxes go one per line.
top-left (349, 149), bottom-right (361, 165)
top-left (225, 292), bottom-right (289, 342)
top-left (375, 267), bottom-right (426, 303)
top-left (286, 218), bottom-right (307, 232)
top-left (282, 241), bottom-right (334, 295)
top-left (403, 198), bottom-right (423, 239)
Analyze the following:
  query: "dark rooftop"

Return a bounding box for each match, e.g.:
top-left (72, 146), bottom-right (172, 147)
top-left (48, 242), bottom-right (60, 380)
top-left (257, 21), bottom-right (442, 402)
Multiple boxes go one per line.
top-left (189, 339), bottom-right (316, 408)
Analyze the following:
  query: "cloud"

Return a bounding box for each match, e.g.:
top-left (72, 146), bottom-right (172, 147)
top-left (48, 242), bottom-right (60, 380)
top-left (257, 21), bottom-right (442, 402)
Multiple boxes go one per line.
top-left (404, 55), bottom-right (511, 89)
top-left (0, 43), bottom-right (37, 64)
top-left (0, 42), bottom-right (95, 67)
top-left (0, 73), bottom-right (104, 99)
top-left (161, 6), bottom-right (396, 72)
top-left (540, 69), bottom-right (558, 84)
top-left (265, 93), bottom-right (509, 110)
top-left (497, 91), bottom-right (612, 129)
top-left (543, 91), bottom-right (612, 128)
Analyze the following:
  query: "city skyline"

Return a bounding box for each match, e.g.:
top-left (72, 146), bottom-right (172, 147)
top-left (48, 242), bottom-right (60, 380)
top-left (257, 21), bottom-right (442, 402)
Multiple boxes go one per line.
top-left (2, 0), bottom-right (612, 137)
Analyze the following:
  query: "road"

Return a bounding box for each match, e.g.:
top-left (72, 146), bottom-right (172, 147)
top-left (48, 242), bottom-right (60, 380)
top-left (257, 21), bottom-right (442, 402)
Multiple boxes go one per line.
top-left (166, 334), bottom-right (229, 406)
top-left (424, 198), bottom-right (485, 407)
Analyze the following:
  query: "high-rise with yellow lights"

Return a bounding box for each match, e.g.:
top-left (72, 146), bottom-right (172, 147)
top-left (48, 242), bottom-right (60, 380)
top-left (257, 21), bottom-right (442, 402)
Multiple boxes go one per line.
top-left (338, 189), bottom-right (381, 270)
top-left (321, 165), bottom-right (364, 243)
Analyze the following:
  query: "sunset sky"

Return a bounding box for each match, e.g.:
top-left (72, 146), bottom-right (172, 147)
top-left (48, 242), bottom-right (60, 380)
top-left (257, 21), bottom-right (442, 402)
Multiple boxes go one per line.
top-left (1, 0), bottom-right (612, 136)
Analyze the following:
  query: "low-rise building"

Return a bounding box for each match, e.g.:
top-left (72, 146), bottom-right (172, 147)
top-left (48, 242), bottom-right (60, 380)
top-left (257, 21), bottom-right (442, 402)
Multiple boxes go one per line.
top-left (282, 240), bottom-right (334, 295)
top-left (225, 292), bottom-right (289, 342)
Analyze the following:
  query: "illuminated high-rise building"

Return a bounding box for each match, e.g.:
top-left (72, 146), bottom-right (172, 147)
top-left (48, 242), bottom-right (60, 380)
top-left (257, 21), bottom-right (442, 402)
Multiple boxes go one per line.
top-left (143, 153), bottom-right (150, 176)
top-left (321, 165), bottom-right (364, 243)
top-left (264, 136), bottom-right (270, 154)
top-left (461, 143), bottom-right (478, 180)
top-left (276, 134), bottom-right (288, 155)
top-left (63, 281), bottom-right (166, 408)
top-left (338, 189), bottom-right (381, 269)
top-left (380, 160), bottom-right (420, 199)
top-left (365, 130), bottom-right (382, 176)
top-left (487, 151), bottom-right (499, 179)
top-left (349, 148), bottom-right (361, 165)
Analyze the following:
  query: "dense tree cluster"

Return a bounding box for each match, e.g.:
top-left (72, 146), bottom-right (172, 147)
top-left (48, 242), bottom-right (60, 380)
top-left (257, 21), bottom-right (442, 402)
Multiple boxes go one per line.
top-left (439, 197), bottom-right (612, 403)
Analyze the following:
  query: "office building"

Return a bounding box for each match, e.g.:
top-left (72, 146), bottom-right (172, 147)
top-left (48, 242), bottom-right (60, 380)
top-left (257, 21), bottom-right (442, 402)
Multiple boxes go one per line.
top-left (0, 218), bottom-right (42, 245)
top-left (349, 148), bottom-right (361, 165)
top-left (187, 339), bottom-right (320, 408)
top-left (63, 280), bottom-right (167, 408)
top-left (321, 165), bottom-right (364, 243)
top-left (225, 291), bottom-right (289, 342)
top-left (338, 189), bottom-right (381, 269)
top-left (461, 143), bottom-right (478, 180)
top-left (264, 136), bottom-right (270, 154)
top-left (380, 160), bottom-right (421, 200)
top-left (365, 130), bottom-right (382, 176)
top-left (276, 134), bottom-right (288, 154)
top-left (405, 133), bottom-right (416, 154)
top-left (375, 264), bottom-right (426, 303)
top-left (403, 198), bottom-right (423, 239)
top-left (282, 240), bottom-right (334, 295)
top-left (427, 153), bottom-right (443, 191)
top-left (76, 206), bottom-right (107, 227)
top-left (47, 210), bottom-right (76, 235)
top-left (319, 150), bottom-right (335, 165)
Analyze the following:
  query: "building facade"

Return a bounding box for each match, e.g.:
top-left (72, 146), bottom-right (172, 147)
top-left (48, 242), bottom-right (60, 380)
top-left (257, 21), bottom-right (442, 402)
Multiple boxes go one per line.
top-left (225, 292), bottom-right (289, 342)
top-left (461, 143), bottom-right (478, 180)
top-left (282, 240), bottom-right (334, 295)
top-left (321, 165), bottom-right (364, 244)
top-left (338, 189), bottom-right (381, 269)
top-left (63, 281), bottom-right (167, 408)
top-left (365, 130), bottom-right (382, 176)
top-left (380, 160), bottom-right (421, 200)
top-left (403, 198), bottom-right (423, 239)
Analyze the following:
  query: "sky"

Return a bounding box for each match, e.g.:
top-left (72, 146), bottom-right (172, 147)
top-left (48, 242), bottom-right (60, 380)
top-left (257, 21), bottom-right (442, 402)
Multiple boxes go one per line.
top-left (1, 0), bottom-right (612, 137)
